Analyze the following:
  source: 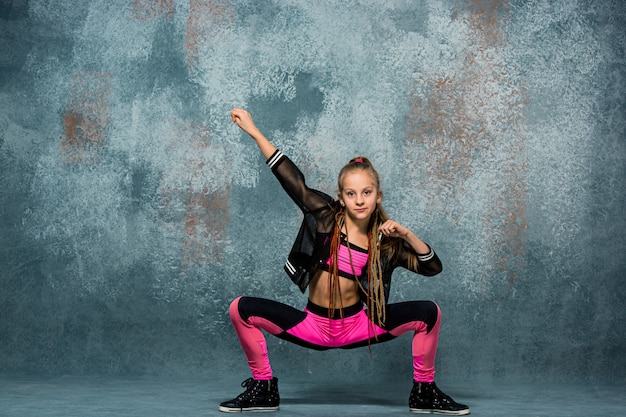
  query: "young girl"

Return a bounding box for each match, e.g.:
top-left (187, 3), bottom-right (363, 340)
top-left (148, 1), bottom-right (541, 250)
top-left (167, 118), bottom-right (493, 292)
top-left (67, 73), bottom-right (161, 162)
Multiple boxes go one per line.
top-left (220, 108), bottom-right (470, 415)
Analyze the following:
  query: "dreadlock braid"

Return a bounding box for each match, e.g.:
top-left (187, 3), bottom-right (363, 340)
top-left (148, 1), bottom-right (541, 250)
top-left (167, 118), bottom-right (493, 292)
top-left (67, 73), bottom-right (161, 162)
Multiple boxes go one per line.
top-left (327, 210), bottom-right (346, 320)
top-left (366, 207), bottom-right (386, 327)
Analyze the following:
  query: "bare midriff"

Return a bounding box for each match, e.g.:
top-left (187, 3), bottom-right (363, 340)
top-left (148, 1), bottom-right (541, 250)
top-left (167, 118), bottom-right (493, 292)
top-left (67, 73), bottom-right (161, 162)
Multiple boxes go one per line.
top-left (308, 269), bottom-right (360, 308)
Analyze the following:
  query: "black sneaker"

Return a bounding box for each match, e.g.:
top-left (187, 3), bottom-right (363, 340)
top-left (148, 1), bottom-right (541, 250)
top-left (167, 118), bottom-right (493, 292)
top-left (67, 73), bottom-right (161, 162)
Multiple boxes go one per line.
top-left (219, 377), bottom-right (280, 413)
top-left (409, 381), bottom-right (470, 415)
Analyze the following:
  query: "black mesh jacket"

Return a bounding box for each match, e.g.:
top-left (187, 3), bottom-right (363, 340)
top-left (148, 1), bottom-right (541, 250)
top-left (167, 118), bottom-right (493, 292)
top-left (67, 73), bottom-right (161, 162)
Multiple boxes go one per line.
top-left (266, 150), bottom-right (442, 302)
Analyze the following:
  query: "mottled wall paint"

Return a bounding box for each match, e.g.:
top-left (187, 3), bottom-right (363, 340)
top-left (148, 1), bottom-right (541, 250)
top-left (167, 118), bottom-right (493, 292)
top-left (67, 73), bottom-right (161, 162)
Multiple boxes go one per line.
top-left (1, 0), bottom-right (624, 383)
top-left (131, 0), bottom-right (175, 21)
top-left (186, 0), bottom-right (234, 70)
top-left (62, 71), bottom-right (112, 164)
top-left (405, 1), bottom-right (528, 297)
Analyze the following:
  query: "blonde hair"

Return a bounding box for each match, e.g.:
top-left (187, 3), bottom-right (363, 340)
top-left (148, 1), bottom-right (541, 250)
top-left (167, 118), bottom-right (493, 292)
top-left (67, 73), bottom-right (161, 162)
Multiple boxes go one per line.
top-left (329, 157), bottom-right (418, 327)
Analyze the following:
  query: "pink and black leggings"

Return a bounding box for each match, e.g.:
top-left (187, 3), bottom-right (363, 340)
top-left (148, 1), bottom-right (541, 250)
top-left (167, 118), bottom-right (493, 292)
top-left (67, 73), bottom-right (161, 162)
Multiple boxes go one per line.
top-left (228, 296), bottom-right (441, 382)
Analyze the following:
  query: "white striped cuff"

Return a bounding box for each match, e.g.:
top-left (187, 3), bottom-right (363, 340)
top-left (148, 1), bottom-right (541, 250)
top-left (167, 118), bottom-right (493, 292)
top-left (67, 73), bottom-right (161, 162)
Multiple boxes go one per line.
top-left (267, 150), bottom-right (284, 170)
top-left (418, 249), bottom-right (435, 262)
top-left (285, 259), bottom-right (296, 275)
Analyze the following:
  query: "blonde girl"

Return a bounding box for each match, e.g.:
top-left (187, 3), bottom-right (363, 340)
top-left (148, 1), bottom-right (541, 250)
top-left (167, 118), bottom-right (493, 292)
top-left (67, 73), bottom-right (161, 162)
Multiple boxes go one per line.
top-left (219, 108), bottom-right (469, 415)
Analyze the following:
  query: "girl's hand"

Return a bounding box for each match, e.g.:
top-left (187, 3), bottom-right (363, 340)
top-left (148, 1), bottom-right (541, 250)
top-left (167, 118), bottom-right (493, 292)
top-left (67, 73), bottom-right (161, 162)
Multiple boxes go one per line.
top-left (231, 108), bottom-right (257, 135)
top-left (379, 219), bottom-right (410, 239)
top-left (230, 108), bottom-right (277, 159)
top-left (380, 219), bottom-right (431, 254)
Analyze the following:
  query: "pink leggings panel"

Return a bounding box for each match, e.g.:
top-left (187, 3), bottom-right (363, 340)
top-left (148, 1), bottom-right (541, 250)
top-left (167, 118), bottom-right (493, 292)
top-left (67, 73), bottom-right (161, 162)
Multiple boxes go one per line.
top-left (229, 296), bottom-right (441, 382)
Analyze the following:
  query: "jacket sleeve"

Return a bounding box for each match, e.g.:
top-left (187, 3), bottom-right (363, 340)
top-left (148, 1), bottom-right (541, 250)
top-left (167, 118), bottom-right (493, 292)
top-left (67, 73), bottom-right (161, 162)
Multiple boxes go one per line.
top-left (396, 241), bottom-right (443, 276)
top-left (415, 245), bottom-right (443, 276)
top-left (266, 150), bottom-right (333, 213)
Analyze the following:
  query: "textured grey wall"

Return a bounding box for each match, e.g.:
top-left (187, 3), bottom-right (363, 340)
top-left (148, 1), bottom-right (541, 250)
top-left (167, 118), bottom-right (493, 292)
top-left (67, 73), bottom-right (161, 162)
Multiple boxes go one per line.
top-left (1, 0), bottom-right (625, 384)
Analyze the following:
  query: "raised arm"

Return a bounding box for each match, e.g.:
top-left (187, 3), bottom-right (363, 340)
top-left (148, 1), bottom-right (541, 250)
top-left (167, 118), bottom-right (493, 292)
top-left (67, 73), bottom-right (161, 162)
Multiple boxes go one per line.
top-left (231, 108), bottom-right (276, 159)
top-left (231, 108), bottom-right (332, 214)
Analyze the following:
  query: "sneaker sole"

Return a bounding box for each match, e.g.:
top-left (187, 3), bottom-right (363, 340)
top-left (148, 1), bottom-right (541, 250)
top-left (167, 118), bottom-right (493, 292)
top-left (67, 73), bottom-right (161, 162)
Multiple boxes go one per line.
top-left (409, 408), bottom-right (470, 415)
top-left (219, 405), bottom-right (279, 413)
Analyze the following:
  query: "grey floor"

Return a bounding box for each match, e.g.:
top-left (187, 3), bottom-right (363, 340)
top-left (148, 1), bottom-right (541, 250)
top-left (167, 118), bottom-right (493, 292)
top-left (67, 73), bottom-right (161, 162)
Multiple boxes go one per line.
top-left (1, 375), bottom-right (625, 417)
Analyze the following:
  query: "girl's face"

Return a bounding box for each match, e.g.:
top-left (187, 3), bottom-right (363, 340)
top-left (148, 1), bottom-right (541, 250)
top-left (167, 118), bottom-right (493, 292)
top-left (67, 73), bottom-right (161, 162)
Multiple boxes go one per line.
top-left (339, 169), bottom-right (382, 224)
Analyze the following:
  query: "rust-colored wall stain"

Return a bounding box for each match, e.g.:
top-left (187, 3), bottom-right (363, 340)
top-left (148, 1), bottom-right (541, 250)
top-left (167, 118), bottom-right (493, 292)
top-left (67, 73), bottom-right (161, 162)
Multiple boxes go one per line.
top-left (61, 71), bottom-right (111, 164)
top-left (158, 121), bottom-right (230, 267)
top-left (405, 0), bottom-right (528, 295)
top-left (182, 186), bottom-right (230, 266)
top-left (130, 0), bottom-right (175, 21)
top-left (185, 0), bottom-right (234, 70)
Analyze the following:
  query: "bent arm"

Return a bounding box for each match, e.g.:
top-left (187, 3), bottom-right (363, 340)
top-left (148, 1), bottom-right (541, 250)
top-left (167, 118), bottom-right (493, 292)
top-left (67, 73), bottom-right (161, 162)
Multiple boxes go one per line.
top-left (379, 220), bottom-right (442, 276)
top-left (403, 231), bottom-right (431, 255)
top-left (397, 241), bottom-right (443, 276)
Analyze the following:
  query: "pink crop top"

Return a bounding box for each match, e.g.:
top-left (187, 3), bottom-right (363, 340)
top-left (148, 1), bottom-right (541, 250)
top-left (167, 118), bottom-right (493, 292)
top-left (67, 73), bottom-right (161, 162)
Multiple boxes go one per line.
top-left (324, 235), bottom-right (369, 280)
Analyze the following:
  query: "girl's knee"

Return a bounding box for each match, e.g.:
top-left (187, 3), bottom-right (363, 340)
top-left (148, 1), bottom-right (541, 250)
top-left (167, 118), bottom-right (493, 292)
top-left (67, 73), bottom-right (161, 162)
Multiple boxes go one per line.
top-left (428, 301), bottom-right (441, 332)
top-left (431, 301), bottom-right (441, 317)
top-left (229, 296), bottom-right (243, 318)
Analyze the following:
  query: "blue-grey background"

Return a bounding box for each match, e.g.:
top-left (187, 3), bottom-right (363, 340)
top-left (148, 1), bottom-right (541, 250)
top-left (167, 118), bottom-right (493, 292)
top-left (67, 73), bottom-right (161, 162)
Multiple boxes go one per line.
top-left (1, 0), bottom-right (625, 387)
